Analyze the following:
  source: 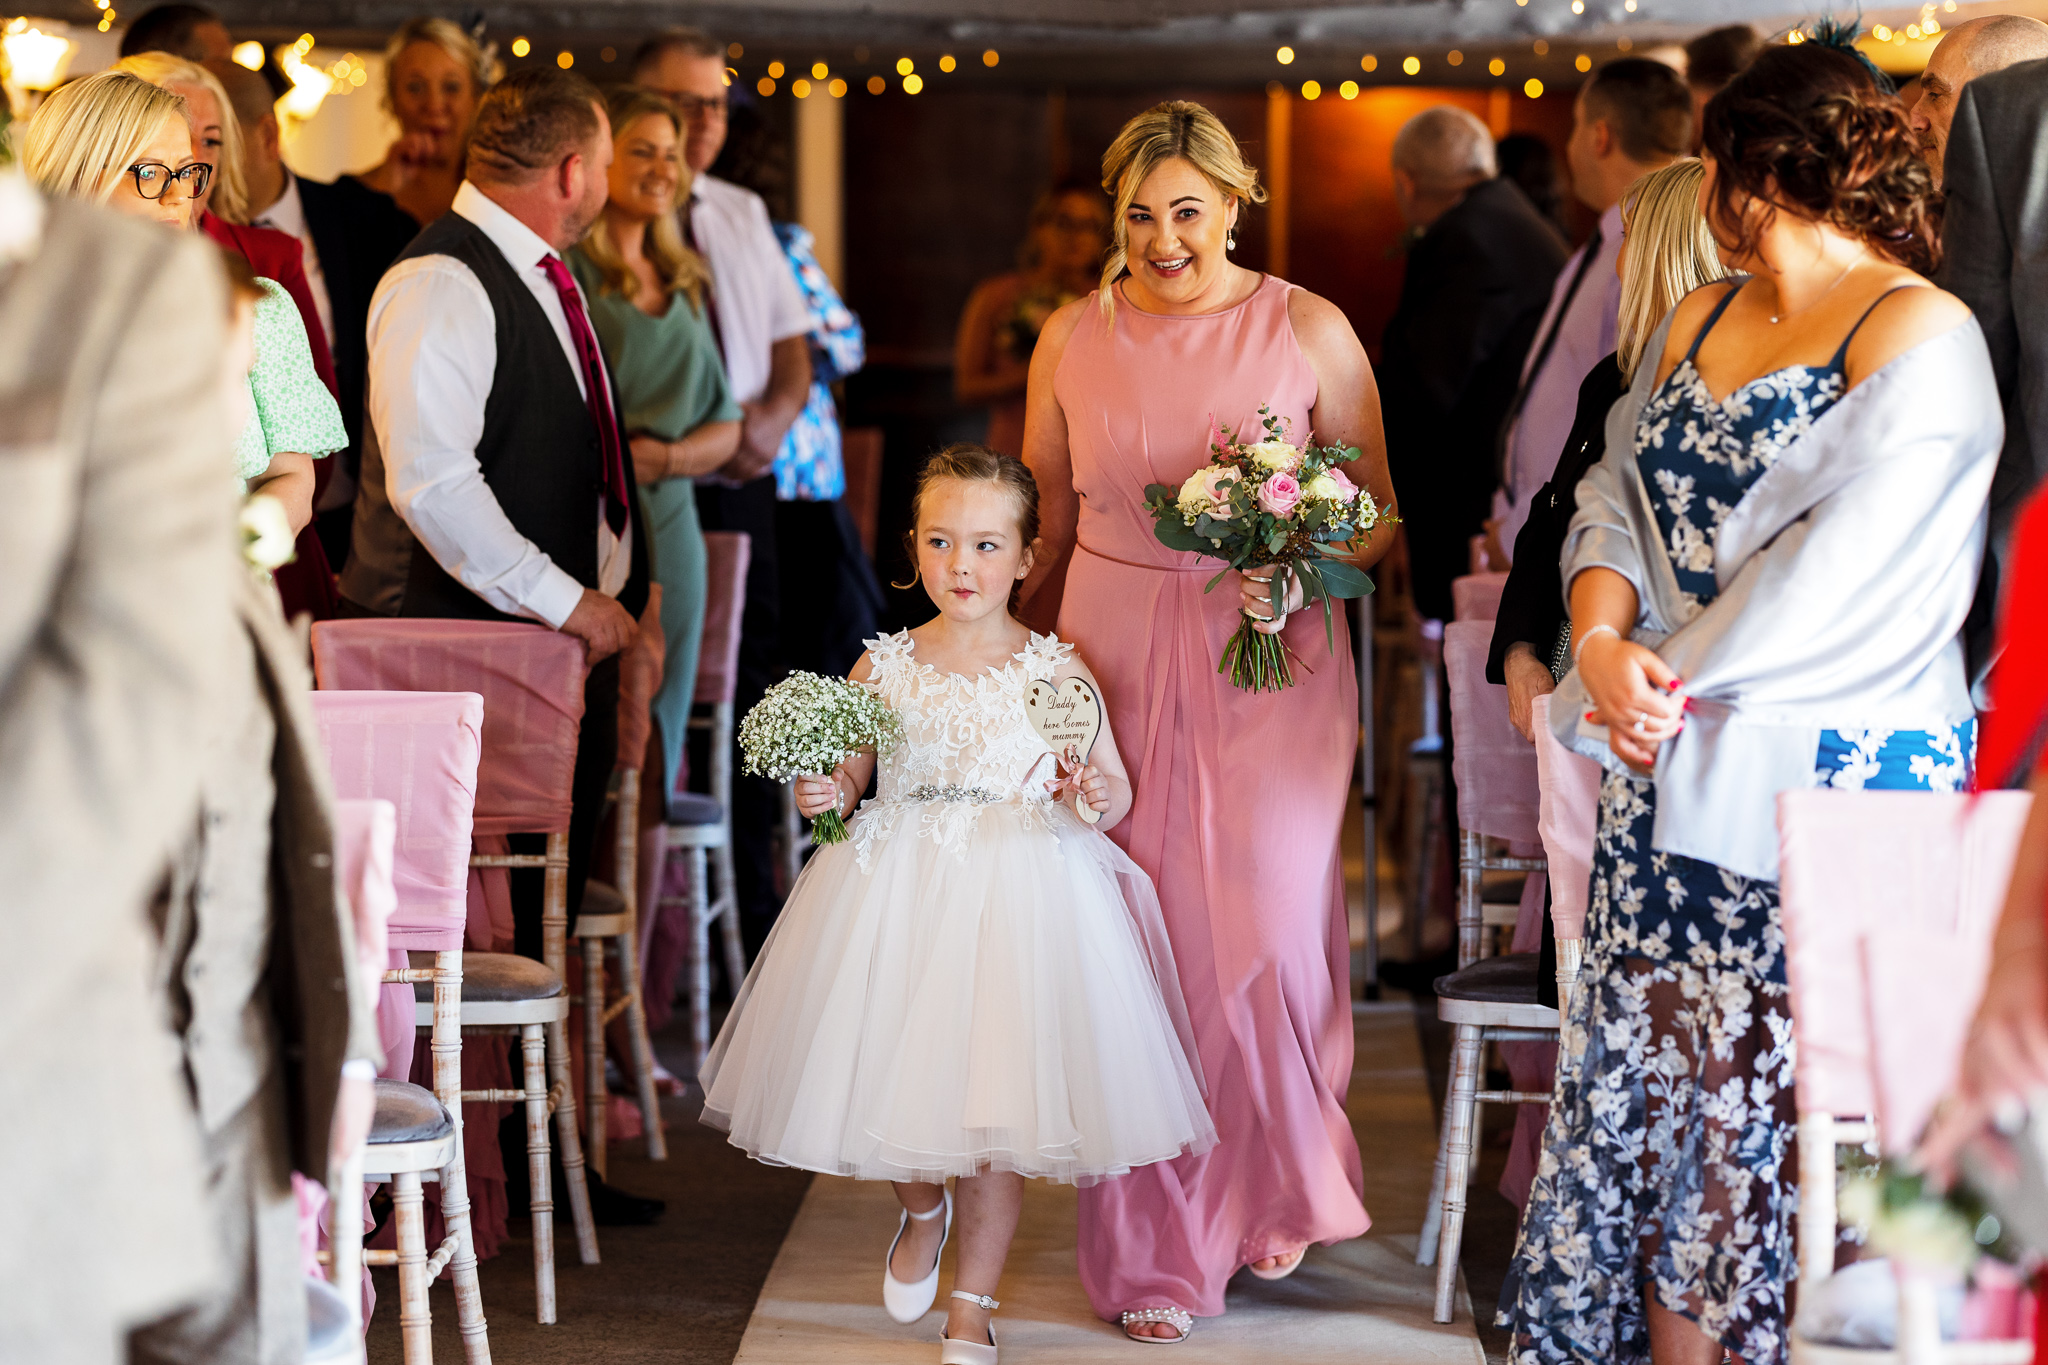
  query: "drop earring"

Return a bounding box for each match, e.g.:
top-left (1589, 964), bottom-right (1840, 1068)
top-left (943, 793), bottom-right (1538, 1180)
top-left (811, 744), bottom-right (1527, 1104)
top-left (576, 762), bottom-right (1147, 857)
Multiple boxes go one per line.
top-left (1226, 232), bottom-right (1237, 251)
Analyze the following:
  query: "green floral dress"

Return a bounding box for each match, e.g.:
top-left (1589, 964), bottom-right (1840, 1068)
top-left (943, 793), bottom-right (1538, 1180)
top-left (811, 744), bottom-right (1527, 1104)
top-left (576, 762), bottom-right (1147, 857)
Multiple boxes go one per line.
top-left (233, 277), bottom-right (345, 487)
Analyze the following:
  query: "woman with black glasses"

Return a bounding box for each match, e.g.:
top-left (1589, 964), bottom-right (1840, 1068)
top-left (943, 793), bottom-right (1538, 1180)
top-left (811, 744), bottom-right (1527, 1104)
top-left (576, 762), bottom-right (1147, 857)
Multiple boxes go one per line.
top-left (23, 70), bottom-right (344, 536)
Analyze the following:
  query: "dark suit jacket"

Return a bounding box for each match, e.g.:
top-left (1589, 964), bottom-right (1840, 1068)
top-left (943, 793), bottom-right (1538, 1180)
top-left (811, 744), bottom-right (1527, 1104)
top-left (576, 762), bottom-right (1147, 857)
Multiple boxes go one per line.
top-left (1381, 177), bottom-right (1568, 621)
top-left (1487, 353), bottom-right (1627, 683)
top-left (296, 174), bottom-right (421, 472)
top-left (1935, 59), bottom-right (2048, 688)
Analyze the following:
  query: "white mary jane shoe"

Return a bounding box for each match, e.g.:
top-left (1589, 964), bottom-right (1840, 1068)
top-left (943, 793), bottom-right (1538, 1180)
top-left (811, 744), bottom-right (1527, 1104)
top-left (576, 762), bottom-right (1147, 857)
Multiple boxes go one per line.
top-left (939, 1289), bottom-right (1000, 1364)
top-left (883, 1190), bottom-right (953, 1323)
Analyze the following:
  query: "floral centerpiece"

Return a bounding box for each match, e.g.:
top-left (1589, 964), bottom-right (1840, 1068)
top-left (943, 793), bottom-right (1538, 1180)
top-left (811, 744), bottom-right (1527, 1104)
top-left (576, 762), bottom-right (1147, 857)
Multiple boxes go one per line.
top-left (1142, 407), bottom-right (1391, 692)
top-left (739, 671), bottom-right (901, 845)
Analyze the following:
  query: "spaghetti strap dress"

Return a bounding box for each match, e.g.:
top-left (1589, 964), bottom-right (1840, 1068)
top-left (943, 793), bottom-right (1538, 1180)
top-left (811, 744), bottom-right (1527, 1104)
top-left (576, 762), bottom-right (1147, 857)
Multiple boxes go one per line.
top-left (1501, 283), bottom-right (1977, 1365)
top-left (1053, 276), bottom-right (1370, 1321)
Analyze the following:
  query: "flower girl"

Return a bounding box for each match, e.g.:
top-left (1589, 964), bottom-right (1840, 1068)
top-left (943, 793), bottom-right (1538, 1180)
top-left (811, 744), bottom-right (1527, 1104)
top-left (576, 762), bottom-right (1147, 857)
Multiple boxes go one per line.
top-left (699, 445), bottom-right (1214, 1362)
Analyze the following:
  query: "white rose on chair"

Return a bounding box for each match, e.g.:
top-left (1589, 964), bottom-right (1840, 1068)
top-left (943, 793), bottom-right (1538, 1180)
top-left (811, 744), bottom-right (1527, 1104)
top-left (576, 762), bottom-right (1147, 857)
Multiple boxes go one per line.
top-left (239, 493), bottom-right (296, 577)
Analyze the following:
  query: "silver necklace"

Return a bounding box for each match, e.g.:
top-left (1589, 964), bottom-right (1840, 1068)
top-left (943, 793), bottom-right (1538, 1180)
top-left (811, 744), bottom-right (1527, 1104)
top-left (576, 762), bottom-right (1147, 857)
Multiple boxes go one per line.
top-left (1768, 258), bottom-right (1858, 324)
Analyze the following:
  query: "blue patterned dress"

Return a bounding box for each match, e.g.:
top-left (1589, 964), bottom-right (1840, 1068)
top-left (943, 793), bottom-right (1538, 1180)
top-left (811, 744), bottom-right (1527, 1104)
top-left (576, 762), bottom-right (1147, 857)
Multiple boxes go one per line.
top-left (1501, 284), bottom-right (1974, 1365)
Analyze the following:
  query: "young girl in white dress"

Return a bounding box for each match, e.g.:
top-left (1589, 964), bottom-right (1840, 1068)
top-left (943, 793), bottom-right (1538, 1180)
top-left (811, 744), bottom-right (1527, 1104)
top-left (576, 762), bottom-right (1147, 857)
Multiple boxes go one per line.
top-left (699, 445), bottom-right (1214, 1363)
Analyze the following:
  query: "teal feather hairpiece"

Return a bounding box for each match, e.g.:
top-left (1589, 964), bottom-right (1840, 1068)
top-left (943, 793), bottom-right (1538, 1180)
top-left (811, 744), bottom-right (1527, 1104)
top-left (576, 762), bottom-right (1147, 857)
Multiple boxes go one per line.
top-left (1798, 12), bottom-right (1900, 95)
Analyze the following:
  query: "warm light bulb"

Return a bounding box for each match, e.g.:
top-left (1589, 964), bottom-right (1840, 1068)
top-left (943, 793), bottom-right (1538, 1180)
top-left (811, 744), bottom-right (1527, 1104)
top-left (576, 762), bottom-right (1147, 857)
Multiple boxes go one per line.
top-left (1575, 53), bottom-right (1592, 70)
top-left (867, 75), bottom-right (886, 93)
top-left (1907, 23), bottom-right (1922, 38)
top-left (231, 39), bottom-right (263, 70)
top-left (1301, 79), bottom-right (1321, 99)
top-left (1340, 79), bottom-right (1359, 99)
top-left (1525, 77), bottom-right (1545, 97)
top-left (1872, 24), bottom-right (1892, 39)
top-left (939, 54), bottom-right (956, 72)
top-left (600, 46), bottom-right (616, 62)
top-left (510, 36), bottom-right (529, 58)
top-left (1402, 54), bottom-right (1421, 75)
top-left (1926, 18), bottom-right (1941, 33)
top-left (983, 49), bottom-right (1000, 66)
top-left (792, 78), bottom-right (811, 97)
top-left (727, 42), bottom-right (744, 59)
top-left (896, 56), bottom-right (914, 74)
top-left (1448, 49), bottom-right (1464, 65)
top-left (2, 20), bottom-right (73, 91)
top-left (768, 60), bottom-right (785, 78)
top-left (903, 73), bottom-right (923, 93)
top-left (1533, 38), bottom-right (1549, 54)
top-left (556, 50), bottom-right (573, 69)
top-left (1490, 57), bottom-right (1506, 75)
top-left (829, 77), bottom-right (847, 97)
top-left (1276, 45), bottom-right (1295, 64)
top-left (757, 76), bottom-right (775, 96)
top-left (1362, 53), bottom-right (1378, 71)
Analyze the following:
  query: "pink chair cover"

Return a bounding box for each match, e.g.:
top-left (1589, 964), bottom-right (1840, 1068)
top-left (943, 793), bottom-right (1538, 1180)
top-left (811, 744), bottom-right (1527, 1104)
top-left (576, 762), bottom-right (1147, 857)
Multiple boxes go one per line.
top-left (696, 532), bottom-right (751, 707)
top-left (1777, 789), bottom-right (2032, 1131)
top-left (311, 619), bottom-right (587, 837)
top-left (1444, 620), bottom-right (1541, 848)
top-left (1531, 693), bottom-right (1603, 941)
top-left (1451, 572), bottom-right (1509, 624)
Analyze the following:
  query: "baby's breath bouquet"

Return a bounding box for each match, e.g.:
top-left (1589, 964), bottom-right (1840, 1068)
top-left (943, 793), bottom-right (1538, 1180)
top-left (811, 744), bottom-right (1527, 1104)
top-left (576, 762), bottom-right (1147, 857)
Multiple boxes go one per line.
top-left (739, 672), bottom-right (900, 845)
top-left (1142, 406), bottom-right (1392, 692)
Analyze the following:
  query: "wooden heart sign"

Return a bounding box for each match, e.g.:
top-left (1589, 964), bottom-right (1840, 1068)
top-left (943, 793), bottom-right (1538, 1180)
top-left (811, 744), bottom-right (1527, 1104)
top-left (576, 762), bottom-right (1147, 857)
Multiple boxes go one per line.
top-left (1024, 676), bottom-right (1103, 825)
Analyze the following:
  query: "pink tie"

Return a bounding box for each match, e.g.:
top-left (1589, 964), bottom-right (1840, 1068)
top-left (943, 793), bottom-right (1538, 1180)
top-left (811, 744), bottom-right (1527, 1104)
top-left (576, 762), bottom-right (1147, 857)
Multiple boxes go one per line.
top-left (537, 254), bottom-right (630, 535)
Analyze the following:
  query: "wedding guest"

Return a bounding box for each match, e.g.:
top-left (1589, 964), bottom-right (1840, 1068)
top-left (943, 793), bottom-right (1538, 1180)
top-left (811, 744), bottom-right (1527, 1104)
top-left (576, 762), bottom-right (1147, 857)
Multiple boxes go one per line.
top-left (1937, 51), bottom-right (2048, 687)
top-left (0, 166), bottom-right (234, 1365)
top-left (954, 178), bottom-right (1110, 459)
top-left (1488, 157), bottom-right (1730, 741)
top-left (1495, 133), bottom-right (1566, 234)
top-left (23, 71), bottom-right (343, 537)
top-left (1504, 41), bottom-right (1992, 1365)
top-left (357, 16), bottom-right (491, 227)
top-left (1493, 58), bottom-right (1691, 561)
top-left (636, 27), bottom-right (815, 943)
top-left (1908, 16), bottom-right (2048, 173)
top-left (344, 66), bottom-right (648, 953)
top-left (1681, 25), bottom-right (1761, 147)
top-left (1020, 100), bottom-right (1399, 1342)
top-left (118, 1), bottom-right (231, 62)
top-left (713, 102), bottom-right (883, 681)
top-left (1380, 105), bottom-right (1564, 623)
top-left (567, 85), bottom-right (740, 852)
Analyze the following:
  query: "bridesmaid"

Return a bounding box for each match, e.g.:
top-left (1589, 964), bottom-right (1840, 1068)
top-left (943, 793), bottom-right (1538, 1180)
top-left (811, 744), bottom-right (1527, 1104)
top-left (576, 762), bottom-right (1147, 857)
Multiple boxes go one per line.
top-left (1020, 100), bottom-right (1398, 1342)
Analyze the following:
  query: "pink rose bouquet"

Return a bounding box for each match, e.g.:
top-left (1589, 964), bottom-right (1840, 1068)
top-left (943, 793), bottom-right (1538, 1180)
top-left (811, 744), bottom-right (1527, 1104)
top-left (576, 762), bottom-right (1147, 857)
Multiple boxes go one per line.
top-left (1142, 406), bottom-right (1393, 692)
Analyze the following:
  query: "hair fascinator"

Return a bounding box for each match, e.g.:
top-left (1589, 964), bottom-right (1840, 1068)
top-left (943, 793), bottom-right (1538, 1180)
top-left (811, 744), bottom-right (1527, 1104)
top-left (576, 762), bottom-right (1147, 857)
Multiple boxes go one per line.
top-left (1798, 14), bottom-right (1899, 95)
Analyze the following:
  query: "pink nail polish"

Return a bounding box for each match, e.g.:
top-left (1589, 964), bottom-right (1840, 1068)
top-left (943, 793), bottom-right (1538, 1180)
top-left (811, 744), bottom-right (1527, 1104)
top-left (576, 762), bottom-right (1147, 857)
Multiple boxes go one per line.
top-left (1584, 710), bottom-right (1598, 722)
top-left (1667, 678), bottom-right (1684, 691)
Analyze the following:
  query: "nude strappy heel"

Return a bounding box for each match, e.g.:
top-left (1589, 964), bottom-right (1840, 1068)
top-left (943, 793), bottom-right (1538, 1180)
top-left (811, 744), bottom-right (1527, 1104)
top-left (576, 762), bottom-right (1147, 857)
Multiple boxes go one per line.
top-left (1121, 1305), bottom-right (1193, 1343)
top-left (939, 1289), bottom-right (999, 1364)
top-left (883, 1191), bottom-right (952, 1323)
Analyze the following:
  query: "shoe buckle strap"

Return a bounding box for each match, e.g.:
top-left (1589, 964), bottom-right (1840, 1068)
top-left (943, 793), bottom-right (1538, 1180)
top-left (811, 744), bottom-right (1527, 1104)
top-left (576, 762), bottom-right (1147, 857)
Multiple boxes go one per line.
top-left (951, 1290), bottom-right (1000, 1311)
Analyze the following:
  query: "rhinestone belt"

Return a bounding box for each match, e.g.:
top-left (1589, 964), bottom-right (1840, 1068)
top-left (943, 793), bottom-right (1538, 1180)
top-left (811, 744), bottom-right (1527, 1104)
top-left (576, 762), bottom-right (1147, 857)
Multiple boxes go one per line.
top-left (906, 784), bottom-right (1002, 804)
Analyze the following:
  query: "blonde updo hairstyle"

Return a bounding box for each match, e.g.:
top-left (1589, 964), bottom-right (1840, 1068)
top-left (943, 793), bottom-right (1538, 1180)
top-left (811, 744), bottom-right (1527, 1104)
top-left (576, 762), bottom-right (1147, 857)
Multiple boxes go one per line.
top-left (113, 51), bottom-right (246, 222)
top-left (1098, 100), bottom-right (1266, 320)
top-left (383, 16), bottom-right (497, 117)
top-left (21, 70), bottom-right (188, 207)
top-left (895, 444), bottom-right (1043, 603)
top-left (1615, 158), bottom-right (1731, 383)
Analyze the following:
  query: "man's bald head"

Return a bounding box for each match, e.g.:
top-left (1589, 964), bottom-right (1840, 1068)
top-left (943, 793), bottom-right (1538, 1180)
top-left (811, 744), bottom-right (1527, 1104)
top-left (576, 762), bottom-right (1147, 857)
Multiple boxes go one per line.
top-left (1910, 15), bottom-right (2048, 172)
top-left (1391, 106), bottom-right (1497, 229)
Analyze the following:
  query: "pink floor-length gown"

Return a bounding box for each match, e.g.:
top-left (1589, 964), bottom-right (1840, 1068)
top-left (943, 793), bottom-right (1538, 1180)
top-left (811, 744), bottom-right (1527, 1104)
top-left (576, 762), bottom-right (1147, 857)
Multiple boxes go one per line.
top-left (1055, 276), bottom-right (1370, 1320)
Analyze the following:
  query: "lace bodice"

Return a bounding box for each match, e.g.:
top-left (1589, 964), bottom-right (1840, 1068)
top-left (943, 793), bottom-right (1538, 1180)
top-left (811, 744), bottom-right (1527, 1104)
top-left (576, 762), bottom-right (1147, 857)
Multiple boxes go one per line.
top-left (849, 630), bottom-right (1076, 866)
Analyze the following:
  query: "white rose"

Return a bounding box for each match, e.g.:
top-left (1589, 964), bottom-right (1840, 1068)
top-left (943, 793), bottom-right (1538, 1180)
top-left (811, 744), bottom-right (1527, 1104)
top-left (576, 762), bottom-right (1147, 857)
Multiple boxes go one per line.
top-left (1303, 473), bottom-right (1342, 502)
top-left (240, 493), bottom-right (296, 574)
top-left (1245, 440), bottom-right (1302, 473)
top-left (1176, 468), bottom-right (1214, 519)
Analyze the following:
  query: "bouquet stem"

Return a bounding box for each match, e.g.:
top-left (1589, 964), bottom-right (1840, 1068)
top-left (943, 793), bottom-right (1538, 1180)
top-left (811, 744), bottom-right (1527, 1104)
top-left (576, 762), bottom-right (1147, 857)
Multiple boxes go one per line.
top-left (810, 808), bottom-right (850, 846)
top-left (1219, 616), bottom-right (1295, 692)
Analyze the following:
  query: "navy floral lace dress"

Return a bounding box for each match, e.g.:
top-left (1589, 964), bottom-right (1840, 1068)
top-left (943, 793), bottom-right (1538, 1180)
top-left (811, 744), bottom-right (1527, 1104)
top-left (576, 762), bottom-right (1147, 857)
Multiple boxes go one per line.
top-left (1500, 284), bottom-right (1974, 1365)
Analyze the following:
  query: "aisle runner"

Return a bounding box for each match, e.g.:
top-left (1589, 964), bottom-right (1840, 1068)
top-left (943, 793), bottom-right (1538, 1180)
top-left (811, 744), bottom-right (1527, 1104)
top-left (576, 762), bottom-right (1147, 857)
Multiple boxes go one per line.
top-left (732, 1003), bottom-right (1483, 1364)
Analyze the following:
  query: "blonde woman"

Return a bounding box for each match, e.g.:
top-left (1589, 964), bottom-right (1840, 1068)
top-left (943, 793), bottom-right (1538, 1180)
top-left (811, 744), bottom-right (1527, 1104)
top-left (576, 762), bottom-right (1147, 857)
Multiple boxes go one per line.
top-left (1015, 100), bottom-right (1398, 1342)
top-left (1488, 157), bottom-right (1729, 743)
top-left (358, 16), bottom-right (493, 225)
top-left (24, 70), bottom-right (344, 534)
top-left (567, 86), bottom-right (739, 877)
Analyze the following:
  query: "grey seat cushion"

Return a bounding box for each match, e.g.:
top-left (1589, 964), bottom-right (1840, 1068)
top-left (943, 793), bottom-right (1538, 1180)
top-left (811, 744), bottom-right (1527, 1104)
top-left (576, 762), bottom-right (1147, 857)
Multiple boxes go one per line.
top-left (369, 1079), bottom-right (453, 1145)
top-left (1434, 952), bottom-right (1542, 1005)
top-left (410, 951), bottom-right (565, 1004)
top-left (666, 790), bottom-right (723, 827)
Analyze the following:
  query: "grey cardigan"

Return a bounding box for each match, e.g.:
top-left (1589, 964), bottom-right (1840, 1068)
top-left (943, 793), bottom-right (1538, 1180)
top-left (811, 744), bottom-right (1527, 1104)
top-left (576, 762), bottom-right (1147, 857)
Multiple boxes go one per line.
top-left (1549, 307), bottom-right (2000, 880)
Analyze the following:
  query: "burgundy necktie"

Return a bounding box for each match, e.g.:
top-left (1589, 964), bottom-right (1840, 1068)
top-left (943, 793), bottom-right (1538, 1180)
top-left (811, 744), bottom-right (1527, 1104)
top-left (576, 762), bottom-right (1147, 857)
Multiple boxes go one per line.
top-left (537, 253), bottom-right (630, 534)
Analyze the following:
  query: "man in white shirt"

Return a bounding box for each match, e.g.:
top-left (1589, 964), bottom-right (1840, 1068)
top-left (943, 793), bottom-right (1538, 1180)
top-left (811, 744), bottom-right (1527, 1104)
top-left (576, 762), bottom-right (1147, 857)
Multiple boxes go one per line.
top-left (1492, 58), bottom-right (1690, 562)
top-left (637, 29), bottom-right (815, 944)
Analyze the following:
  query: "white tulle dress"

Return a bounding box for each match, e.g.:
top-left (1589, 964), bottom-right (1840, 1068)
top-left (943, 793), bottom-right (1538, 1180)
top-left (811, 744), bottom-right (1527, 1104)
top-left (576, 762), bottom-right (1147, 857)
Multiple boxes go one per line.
top-left (699, 630), bottom-right (1216, 1186)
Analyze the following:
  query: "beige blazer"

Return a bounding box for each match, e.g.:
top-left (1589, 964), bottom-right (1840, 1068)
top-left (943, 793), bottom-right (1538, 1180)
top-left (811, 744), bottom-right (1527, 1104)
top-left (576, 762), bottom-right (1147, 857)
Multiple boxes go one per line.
top-left (0, 184), bottom-right (238, 1352)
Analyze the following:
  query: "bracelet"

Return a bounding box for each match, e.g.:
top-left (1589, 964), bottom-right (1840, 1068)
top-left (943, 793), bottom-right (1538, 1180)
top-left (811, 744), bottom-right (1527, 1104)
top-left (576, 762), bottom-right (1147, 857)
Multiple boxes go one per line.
top-left (1573, 624), bottom-right (1621, 667)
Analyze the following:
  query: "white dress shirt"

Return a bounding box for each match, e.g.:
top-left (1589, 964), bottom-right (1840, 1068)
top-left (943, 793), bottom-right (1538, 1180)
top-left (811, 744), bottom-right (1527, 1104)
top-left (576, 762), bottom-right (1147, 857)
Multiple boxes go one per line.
top-left (685, 175), bottom-right (811, 405)
top-left (252, 171), bottom-right (334, 352)
top-left (365, 180), bottom-right (629, 629)
top-left (1495, 200), bottom-right (1625, 551)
